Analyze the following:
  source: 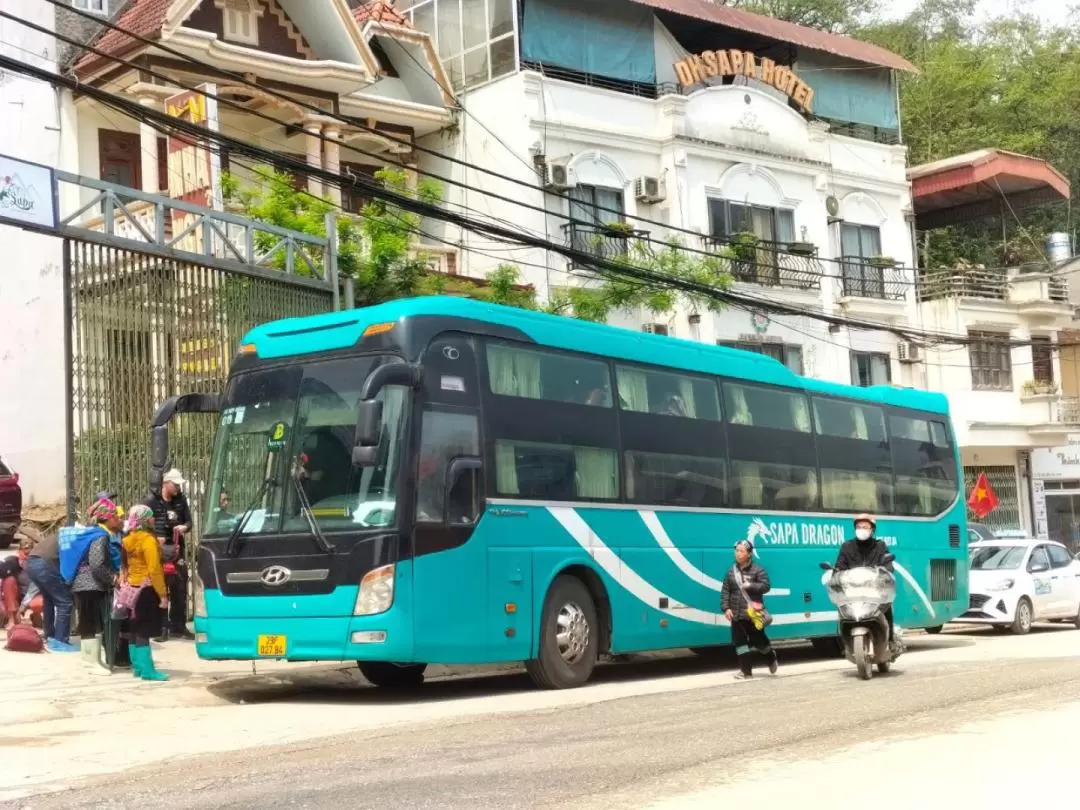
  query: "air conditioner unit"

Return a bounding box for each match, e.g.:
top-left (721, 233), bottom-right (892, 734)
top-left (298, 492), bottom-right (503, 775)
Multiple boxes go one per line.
top-left (541, 160), bottom-right (576, 191)
top-left (898, 341), bottom-right (922, 363)
top-left (642, 323), bottom-right (670, 337)
top-left (634, 176), bottom-right (666, 204)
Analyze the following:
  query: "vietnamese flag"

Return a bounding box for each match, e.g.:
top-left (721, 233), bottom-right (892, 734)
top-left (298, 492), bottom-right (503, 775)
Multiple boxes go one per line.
top-left (967, 472), bottom-right (1000, 519)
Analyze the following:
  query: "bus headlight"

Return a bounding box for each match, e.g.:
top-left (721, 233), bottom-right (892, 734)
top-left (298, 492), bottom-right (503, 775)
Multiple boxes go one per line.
top-left (354, 564), bottom-right (395, 616)
top-left (193, 572), bottom-right (207, 618)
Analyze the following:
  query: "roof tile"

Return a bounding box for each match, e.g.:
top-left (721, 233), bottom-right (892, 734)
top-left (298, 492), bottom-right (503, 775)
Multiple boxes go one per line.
top-left (74, 0), bottom-right (170, 75)
top-left (353, 1), bottom-right (411, 29)
top-left (632, 0), bottom-right (916, 73)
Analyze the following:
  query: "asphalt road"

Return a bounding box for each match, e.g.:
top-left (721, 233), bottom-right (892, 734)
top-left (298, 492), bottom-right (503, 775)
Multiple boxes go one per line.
top-left (16, 634), bottom-right (1080, 810)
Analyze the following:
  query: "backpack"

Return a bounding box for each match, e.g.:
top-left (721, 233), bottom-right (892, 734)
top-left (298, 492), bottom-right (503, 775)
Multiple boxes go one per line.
top-left (5, 624), bottom-right (44, 653)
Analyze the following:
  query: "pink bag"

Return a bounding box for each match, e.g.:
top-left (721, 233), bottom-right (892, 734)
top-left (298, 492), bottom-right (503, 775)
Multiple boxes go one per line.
top-left (113, 581), bottom-right (146, 617)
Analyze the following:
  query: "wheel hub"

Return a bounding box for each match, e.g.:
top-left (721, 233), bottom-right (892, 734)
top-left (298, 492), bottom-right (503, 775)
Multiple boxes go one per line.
top-left (555, 601), bottom-right (590, 664)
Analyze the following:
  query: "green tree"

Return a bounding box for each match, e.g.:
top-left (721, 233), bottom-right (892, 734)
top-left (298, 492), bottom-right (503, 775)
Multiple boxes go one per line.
top-left (222, 166), bottom-right (733, 324)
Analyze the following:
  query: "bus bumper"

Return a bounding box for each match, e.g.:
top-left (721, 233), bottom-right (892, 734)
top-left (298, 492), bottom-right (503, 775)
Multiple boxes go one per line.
top-left (194, 590), bottom-right (415, 662)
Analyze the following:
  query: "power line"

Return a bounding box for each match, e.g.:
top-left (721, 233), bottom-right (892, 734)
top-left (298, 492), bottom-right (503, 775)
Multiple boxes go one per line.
top-left (2, 49), bottom-right (1071, 350)
top-left (46, 0), bottom-right (919, 264)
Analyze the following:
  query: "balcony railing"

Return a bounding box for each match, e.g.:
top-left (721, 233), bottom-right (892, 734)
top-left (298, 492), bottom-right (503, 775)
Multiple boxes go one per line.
top-left (839, 257), bottom-right (907, 301)
top-left (703, 237), bottom-right (822, 291)
top-left (563, 222), bottom-right (649, 267)
top-left (918, 267), bottom-right (1072, 307)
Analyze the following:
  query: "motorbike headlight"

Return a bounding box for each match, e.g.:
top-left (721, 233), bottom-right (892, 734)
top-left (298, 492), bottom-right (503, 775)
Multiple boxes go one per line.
top-left (840, 601), bottom-right (879, 621)
top-left (193, 571), bottom-right (207, 618)
top-left (985, 578), bottom-right (1015, 592)
top-left (354, 564), bottom-right (395, 616)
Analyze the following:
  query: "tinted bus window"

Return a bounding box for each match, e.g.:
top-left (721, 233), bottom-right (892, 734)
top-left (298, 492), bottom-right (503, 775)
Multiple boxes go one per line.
top-left (494, 439), bottom-right (618, 501)
top-left (617, 364), bottom-right (726, 507)
top-left (890, 413), bottom-right (958, 515)
top-left (724, 382), bottom-right (818, 511)
top-left (487, 341), bottom-right (612, 406)
top-left (813, 397), bottom-right (893, 513)
top-left (616, 366), bottom-right (721, 419)
top-left (625, 451), bottom-right (726, 508)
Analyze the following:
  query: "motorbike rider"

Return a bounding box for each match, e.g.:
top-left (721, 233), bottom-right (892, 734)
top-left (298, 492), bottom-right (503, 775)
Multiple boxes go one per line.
top-left (833, 513), bottom-right (896, 646)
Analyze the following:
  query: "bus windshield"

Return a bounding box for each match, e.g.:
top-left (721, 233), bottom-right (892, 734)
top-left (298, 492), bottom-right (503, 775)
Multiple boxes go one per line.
top-left (203, 355), bottom-right (408, 537)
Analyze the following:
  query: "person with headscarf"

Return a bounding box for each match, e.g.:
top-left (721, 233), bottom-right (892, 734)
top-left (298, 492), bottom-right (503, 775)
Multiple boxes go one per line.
top-left (121, 504), bottom-right (170, 681)
top-left (70, 498), bottom-right (121, 672)
top-left (721, 539), bottom-right (778, 680)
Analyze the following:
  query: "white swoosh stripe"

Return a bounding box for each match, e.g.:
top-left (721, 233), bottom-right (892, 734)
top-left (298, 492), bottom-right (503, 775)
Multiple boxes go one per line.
top-left (893, 562), bottom-right (937, 619)
top-left (549, 507), bottom-right (835, 627)
top-left (639, 510), bottom-right (791, 596)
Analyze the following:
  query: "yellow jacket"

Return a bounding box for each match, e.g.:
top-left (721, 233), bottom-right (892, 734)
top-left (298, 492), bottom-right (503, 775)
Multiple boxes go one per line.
top-left (123, 529), bottom-right (167, 601)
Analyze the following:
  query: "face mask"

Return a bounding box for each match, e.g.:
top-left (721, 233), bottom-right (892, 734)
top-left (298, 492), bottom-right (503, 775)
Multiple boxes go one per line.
top-left (855, 528), bottom-right (872, 541)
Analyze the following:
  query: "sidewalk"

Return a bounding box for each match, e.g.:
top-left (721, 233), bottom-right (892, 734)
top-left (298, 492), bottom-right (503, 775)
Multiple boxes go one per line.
top-left (2, 628), bottom-right (1077, 802)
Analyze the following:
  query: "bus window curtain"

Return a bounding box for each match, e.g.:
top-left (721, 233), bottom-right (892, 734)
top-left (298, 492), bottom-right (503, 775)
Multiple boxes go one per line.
top-left (852, 406), bottom-right (869, 440)
top-left (677, 378), bottom-right (698, 419)
top-left (729, 386), bottom-right (752, 425)
top-left (617, 368), bottom-right (650, 412)
top-left (488, 345), bottom-right (543, 399)
top-left (791, 397), bottom-right (811, 433)
top-left (574, 448), bottom-right (617, 499)
top-left (495, 440), bottom-right (520, 494)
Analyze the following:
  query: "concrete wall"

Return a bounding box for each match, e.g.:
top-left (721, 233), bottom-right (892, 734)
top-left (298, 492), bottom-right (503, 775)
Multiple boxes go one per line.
top-left (0, 2), bottom-right (66, 504)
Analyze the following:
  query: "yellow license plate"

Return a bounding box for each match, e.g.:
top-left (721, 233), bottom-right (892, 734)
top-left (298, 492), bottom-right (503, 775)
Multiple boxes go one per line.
top-left (257, 634), bottom-right (287, 657)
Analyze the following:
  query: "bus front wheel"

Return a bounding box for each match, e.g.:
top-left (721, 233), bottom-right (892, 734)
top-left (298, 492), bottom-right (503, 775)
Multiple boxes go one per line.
top-left (526, 575), bottom-right (599, 689)
top-left (357, 661), bottom-right (427, 689)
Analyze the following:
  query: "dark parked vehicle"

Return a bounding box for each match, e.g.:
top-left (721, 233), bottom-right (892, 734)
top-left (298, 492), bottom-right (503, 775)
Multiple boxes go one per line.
top-left (0, 456), bottom-right (22, 549)
top-left (969, 523), bottom-right (996, 544)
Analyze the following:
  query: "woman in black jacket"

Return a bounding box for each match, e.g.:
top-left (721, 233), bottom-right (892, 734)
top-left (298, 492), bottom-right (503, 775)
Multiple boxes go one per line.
top-left (721, 540), bottom-right (778, 679)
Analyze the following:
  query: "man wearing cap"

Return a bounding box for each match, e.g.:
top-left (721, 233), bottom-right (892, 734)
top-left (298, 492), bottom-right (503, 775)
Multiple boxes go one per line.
top-left (143, 469), bottom-right (194, 641)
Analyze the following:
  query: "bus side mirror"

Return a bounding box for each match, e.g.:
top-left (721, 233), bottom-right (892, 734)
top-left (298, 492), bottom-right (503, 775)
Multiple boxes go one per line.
top-left (352, 400), bottom-right (384, 467)
top-left (818, 562), bottom-right (832, 571)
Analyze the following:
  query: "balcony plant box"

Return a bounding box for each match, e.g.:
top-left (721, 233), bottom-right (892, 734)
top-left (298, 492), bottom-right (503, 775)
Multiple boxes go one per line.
top-left (868, 255), bottom-right (896, 269)
top-left (786, 241), bottom-right (816, 256)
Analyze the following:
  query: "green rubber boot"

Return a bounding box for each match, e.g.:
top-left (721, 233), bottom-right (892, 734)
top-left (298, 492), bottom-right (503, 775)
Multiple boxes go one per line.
top-left (138, 645), bottom-right (169, 682)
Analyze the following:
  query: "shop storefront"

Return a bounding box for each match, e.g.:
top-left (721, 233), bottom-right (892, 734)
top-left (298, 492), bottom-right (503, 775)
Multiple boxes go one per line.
top-left (1031, 436), bottom-right (1080, 553)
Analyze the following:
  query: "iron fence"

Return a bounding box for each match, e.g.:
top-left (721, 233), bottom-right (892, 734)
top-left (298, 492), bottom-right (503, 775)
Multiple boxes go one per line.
top-left (963, 465), bottom-right (1022, 535)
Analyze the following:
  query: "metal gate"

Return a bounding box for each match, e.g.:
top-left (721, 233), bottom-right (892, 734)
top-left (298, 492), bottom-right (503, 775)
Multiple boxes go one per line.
top-left (963, 465), bottom-right (1022, 533)
top-left (61, 172), bottom-right (340, 521)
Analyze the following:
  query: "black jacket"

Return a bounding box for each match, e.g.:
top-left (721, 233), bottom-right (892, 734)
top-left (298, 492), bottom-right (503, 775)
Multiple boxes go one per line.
top-left (142, 490), bottom-right (192, 554)
top-left (834, 537), bottom-right (893, 572)
top-left (721, 561), bottom-right (771, 619)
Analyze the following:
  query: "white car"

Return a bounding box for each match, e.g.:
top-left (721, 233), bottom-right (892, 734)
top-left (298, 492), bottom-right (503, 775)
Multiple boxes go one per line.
top-left (955, 540), bottom-right (1080, 634)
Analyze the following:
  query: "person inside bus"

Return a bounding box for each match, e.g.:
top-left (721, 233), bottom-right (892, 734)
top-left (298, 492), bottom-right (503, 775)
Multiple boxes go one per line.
top-left (833, 513), bottom-right (896, 645)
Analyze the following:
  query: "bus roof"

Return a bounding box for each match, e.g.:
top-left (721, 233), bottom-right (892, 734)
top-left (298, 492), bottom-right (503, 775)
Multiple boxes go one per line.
top-left (243, 296), bottom-right (950, 414)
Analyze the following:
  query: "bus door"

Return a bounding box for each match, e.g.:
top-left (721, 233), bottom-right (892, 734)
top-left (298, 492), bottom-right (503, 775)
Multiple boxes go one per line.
top-left (409, 335), bottom-right (492, 662)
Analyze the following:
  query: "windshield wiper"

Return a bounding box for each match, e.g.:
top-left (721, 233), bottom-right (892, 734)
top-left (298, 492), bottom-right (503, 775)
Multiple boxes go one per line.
top-left (290, 457), bottom-right (335, 555)
top-left (224, 476), bottom-right (276, 559)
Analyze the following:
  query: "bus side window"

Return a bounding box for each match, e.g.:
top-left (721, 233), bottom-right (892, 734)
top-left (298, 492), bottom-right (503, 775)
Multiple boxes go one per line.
top-left (416, 409), bottom-right (481, 524)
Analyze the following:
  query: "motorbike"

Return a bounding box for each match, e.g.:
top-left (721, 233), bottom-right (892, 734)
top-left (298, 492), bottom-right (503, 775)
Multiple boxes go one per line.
top-left (818, 555), bottom-right (901, 680)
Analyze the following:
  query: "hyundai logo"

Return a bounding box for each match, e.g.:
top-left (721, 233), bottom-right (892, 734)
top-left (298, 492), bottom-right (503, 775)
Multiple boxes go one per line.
top-left (260, 565), bottom-right (292, 587)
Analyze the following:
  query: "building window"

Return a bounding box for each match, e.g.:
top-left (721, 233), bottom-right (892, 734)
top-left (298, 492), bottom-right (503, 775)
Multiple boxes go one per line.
top-left (718, 341), bottom-right (804, 376)
top-left (566, 184), bottom-right (626, 259)
top-left (405, 0), bottom-right (517, 91)
top-left (98, 128), bottom-right (141, 191)
top-left (708, 199), bottom-right (795, 245)
top-left (217, 0), bottom-right (261, 46)
top-left (969, 331), bottom-right (1013, 391)
top-left (1031, 335), bottom-right (1054, 384)
top-left (850, 351), bottom-right (891, 387)
top-left (963, 466), bottom-right (1021, 534)
top-left (74, 0), bottom-right (108, 13)
top-left (840, 223), bottom-right (886, 298)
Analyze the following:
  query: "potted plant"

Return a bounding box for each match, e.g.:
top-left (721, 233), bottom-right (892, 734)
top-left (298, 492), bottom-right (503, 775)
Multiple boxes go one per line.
top-left (731, 231), bottom-right (759, 262)
top-left (603, 221), bottom-right (636, 238)
top-left (868, 255), bottom-right (896, 269)
top-left (786, 241), bottom-right (816, 256)
top-left (1022, 379), bottom-right (1058, 396)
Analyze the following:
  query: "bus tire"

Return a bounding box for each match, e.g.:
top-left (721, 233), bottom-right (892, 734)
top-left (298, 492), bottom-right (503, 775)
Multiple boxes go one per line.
top-left (357, 661), bottom-right (427, 689)
top-left (924, 625), bottom-right (943, 635)
top-left (526, 575), bottom-right (599, 690)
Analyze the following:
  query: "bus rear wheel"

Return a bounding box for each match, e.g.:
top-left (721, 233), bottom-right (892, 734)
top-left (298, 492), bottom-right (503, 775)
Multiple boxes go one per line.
top-left (357, 661), bottom-right (427, 689)
top-left (526, 575), bottom-right (599, 690)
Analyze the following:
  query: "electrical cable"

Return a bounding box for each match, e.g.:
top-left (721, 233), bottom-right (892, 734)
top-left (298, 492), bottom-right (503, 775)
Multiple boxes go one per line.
top-left (1, 46), bottom-right (1069, 349)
